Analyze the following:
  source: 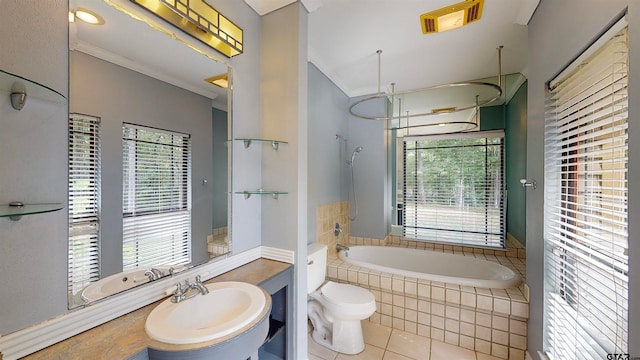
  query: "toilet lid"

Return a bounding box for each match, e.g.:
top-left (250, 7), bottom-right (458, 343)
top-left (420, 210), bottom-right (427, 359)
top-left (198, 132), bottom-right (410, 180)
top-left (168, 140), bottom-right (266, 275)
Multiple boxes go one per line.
top-left (320, 281), bottom-right (375, 306)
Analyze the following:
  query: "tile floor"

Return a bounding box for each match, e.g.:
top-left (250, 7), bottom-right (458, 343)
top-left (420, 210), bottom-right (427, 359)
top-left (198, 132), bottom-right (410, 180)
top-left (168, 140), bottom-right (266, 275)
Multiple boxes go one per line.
top-left (308, 321), bottom-right (504, 360)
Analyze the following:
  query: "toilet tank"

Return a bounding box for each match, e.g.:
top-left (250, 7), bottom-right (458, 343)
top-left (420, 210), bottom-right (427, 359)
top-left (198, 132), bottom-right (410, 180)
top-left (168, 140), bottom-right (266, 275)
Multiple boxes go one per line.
top-left (307, 243), bottom-right (328, 294)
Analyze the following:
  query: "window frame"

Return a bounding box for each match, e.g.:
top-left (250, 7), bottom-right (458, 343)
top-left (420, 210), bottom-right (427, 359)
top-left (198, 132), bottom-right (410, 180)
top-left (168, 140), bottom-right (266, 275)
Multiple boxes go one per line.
top-left (400, 130), bottom-right (506, 249)
top-left (121, 123), bottom-right (192, 271)
top-left (543, 18), bottom-right (629, 358)
top-left (68, 113), bottom-right (101, 302)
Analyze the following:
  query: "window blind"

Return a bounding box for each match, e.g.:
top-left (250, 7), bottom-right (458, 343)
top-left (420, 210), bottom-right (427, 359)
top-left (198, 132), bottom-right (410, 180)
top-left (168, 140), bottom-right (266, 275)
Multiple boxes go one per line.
top-left (68, 114), bottom-right (101, 300)
top-left (544, 22), bottom-right (628, 359)
top-left (402, 130), bottom-right (505, 248)
top-left (122, 124), bottom-right (191, 271)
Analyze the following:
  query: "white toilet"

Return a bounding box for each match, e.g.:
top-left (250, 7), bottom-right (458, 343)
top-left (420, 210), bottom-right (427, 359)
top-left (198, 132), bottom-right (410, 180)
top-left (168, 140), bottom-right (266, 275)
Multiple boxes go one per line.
top-left (307, 243), bottom-right (376, 355)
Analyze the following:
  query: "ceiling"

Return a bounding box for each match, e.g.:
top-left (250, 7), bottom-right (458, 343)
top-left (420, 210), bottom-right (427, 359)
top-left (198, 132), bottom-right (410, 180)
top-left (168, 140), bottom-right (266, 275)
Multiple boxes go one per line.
top-left (247, 0), bottom-right (537, 98)
top-left (69, 0), bottom-right (229, 102)
top-left (69, 0), bottom-right (537, 108)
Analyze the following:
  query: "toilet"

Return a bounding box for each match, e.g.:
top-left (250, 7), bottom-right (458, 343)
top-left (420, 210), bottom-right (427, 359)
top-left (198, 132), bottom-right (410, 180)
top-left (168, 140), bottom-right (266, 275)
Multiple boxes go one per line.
top-left (307, 243), bottom-right (376, 355)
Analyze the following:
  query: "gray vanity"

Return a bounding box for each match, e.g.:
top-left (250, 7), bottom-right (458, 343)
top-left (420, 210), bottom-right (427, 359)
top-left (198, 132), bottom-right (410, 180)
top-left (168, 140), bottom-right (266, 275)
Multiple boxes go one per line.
top-left (23, 259), bottom-right (293, 360)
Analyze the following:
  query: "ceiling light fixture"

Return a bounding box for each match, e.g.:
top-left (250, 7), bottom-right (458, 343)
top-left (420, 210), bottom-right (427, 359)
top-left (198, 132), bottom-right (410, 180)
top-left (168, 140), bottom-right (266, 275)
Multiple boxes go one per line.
top-left (205, 73), bottom-right (228, 89)
top-left (131, 0), bottom-right (243, 58)
top-left (420, 0), bottom-right (483, 34)
top-left (69, 8), bottom-right (105, 25)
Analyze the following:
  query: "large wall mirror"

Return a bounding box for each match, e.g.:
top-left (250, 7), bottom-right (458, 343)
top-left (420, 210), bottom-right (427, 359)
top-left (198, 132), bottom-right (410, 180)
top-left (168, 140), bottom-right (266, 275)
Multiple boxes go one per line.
top-left (68, 0), bottom-right (232, 309)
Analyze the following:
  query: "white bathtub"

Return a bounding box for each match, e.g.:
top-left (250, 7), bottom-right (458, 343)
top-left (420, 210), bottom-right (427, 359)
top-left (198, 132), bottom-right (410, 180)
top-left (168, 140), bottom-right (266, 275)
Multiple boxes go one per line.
top-left (338, 245), bottom-right (521, 289)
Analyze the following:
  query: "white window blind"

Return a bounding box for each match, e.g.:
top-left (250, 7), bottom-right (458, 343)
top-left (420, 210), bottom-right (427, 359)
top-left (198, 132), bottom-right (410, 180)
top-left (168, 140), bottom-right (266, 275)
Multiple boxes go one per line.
top-left (402, 130), bottom-right (505, 248)
top-left (544, 21), bottom-right (628, 359)
top-left (122, 124), bottom-right (191, 271)
top-left (68, 113), bottom-right (101, 300)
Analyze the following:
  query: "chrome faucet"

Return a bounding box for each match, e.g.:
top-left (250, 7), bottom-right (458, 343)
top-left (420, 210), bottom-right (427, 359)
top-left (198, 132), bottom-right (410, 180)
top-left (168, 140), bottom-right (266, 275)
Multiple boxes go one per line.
top-left (336, 243), bottom-right (350, 252)
top-left (144, 268), bottom-right (165, 281)
top-left (171, 275), bottom-right (210, 303)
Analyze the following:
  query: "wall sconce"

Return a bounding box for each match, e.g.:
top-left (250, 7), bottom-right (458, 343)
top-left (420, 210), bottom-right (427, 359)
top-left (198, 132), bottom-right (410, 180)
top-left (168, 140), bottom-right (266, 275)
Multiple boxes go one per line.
top-left (420, 0), bottom-right (484, 34)
top-left (131, 0), bottom-right (243, 58)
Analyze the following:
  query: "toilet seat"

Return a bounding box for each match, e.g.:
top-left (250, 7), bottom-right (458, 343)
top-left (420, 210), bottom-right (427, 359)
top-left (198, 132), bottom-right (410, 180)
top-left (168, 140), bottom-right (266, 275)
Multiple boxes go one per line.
top-left (313, 281), bottom-right (377, 321)
top-left (320, 281), bottom-right (375, 307)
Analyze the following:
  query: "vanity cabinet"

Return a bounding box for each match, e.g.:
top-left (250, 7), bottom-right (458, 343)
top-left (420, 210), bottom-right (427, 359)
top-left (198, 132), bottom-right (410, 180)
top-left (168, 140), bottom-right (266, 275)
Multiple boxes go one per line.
top-left (129, 264), bottom-right (293, 360)
top-left (257, 266), bottom-right (293, 359)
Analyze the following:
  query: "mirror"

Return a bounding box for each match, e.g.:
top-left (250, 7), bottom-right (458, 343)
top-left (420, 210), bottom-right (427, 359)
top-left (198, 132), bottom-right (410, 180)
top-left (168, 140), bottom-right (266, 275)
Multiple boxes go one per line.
top-left (68, 0), bottom-right (232, 308)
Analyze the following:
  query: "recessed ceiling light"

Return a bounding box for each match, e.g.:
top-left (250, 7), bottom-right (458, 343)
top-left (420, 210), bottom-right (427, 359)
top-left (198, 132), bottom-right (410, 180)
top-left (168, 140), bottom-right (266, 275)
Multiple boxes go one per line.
top-left (70, 8), bottom-right (105, 25)
top-left (205, 74), bottom-right (229, 89)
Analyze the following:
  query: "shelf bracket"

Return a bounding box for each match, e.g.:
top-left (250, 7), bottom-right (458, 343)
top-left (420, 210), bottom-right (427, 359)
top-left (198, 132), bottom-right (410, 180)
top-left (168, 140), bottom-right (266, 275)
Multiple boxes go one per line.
top-left (243, 139), bottom-right (252, 149)
top-left (271, 141), bottom-right (279, 151)
top-left (8, 201), bottom-right (24, 221)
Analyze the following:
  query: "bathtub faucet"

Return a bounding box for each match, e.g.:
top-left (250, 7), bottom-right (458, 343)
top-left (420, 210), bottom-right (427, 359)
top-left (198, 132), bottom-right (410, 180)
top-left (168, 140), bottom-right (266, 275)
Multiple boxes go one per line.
top-left (336, 244), bottom-right (350, 252)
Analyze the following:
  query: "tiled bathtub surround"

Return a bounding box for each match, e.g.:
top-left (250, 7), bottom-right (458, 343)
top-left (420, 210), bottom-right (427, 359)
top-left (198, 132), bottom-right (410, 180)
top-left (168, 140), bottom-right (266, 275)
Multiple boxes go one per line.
top-left (207, 226), bottom-right (228, 257)
top-left (315, 201), bottom-right (529, 358)
top-left (326, 249), bottom-right (529, 360)
top-left (315, 201), bottom-right (351, 258)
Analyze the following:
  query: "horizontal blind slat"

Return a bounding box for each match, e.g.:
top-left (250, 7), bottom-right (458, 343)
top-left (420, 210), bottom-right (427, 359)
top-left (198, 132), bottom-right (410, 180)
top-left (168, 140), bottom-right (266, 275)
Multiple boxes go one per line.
top-left (543, 25), bottom-right (628, 358)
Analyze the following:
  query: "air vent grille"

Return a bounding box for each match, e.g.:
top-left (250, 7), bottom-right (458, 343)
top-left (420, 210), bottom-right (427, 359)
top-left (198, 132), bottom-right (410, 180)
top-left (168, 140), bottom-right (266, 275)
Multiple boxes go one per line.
top-left (423, 18), bottom-right (436, 33)
top-left (467, 3), bottom-right (481, 23)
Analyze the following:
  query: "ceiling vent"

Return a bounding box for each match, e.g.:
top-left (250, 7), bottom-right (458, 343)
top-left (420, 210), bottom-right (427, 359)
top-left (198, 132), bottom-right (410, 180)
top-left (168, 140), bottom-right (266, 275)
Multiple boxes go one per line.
top-left (420, 0), bottom-right (484, 34)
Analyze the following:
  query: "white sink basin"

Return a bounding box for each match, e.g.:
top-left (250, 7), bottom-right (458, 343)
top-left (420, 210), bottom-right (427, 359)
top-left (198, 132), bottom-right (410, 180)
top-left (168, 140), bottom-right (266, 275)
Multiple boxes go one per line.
top-left (81, 266), bottom-right (181, 302)
top-left (145, 281), bottom-right (268, 345)
top-left (81, 269), bottom-right (151, 302)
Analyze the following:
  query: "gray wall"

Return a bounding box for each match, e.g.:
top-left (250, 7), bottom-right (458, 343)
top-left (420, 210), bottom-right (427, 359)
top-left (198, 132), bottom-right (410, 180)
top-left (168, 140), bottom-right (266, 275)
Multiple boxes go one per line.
top-left (347, 96), bottom-right (390, 240)
top-left (260, 4), bottom-right (309, 359)
top-left (224, 0), bottom-right (263, 254)
top-left (69, 51), bottom-right (214, 272)
top-left (527, 1), bottom-right (639, 354)
top-left (212, 107), bottom-right (228, 229)
top-left (505, 82), bottom-right (527, 245)
top-left (307, 63), bottom-right (349, 242)
top-left (0, 0), bottom-right (69, 335)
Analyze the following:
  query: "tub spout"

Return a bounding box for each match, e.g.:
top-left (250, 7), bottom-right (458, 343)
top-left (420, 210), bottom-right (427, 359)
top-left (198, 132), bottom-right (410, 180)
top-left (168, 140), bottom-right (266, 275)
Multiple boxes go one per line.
top-left (336, 244), bottom-right (350, 252)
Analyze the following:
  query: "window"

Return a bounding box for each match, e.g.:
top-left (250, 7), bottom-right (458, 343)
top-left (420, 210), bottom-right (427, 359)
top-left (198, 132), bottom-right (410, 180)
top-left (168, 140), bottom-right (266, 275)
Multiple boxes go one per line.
top-left (402, 130), bottom-right (505, 248)
top-left (544, 20), bottom-right (628, 359)
top-left (68, 113), bottom-right (101, 300)
top-left (122, 124), bottom-right (191, 270)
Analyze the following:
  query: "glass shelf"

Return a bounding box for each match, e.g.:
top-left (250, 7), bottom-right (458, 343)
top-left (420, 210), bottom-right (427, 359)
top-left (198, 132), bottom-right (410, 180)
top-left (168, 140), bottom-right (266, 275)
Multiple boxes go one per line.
top-left (1, 68), bottom-right (67, 106)
top-left (235, 138), bottom-right (288, 150)
top-left (235, 190), bottom-right (288, 199)
top-left (0, 203), bottom-right (64, 221)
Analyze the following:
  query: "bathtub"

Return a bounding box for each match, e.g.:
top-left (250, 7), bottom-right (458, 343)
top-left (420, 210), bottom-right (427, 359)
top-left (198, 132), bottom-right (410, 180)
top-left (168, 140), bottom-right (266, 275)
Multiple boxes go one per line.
top-left (338, 245), bottom-right (521, 289)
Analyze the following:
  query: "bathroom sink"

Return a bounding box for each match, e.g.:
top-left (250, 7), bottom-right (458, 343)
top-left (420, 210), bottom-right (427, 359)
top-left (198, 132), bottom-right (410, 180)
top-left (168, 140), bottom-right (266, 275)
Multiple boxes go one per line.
top-left (145, 281), bottom-right (268, 345)
top-left (81, 266), bottom-right (181, 302)
top-left (81, 268), bottom-right (151, 302)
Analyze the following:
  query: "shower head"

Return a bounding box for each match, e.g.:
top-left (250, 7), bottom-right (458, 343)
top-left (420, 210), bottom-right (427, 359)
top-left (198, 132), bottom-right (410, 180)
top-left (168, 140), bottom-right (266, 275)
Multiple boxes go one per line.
top-left (349, 146), bottom-right (364, 165)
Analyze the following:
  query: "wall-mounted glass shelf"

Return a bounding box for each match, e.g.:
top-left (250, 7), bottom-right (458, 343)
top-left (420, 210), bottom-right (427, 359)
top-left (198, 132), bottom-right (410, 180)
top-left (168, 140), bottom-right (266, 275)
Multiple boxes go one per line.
top-left (0, 203), bottom-right (64, 221)
top-left (1, 68), bottom-right (67, 107)
top-left (235, 190), bottom-right (288, 199)
top-left (235, 138), bottom-right (288, 150)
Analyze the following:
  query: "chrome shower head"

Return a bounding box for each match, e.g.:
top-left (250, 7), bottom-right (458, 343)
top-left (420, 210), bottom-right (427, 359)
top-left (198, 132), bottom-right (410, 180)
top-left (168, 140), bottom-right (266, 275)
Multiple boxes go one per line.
top-left (349, 146), bottom-right (363, 165)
